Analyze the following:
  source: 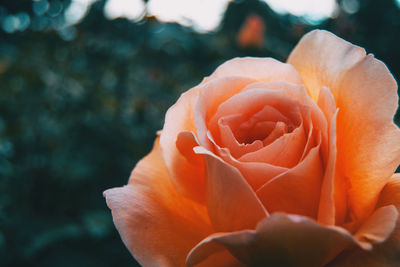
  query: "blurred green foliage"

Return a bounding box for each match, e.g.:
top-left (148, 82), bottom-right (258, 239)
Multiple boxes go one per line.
top-left (0, 0), bottom-right (399, 266)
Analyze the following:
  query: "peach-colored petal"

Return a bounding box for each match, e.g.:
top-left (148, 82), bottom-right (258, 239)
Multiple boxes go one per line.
top-left (329, 174), bottom-right (400, 266)
top-left (187, 213), bottom-right (356, 267)
top-left (239, 121), bottom-right (306, 168)
top-left (160, 87), bottom-right (206, 202)
top-left (316, 88), bottom-right (348, 226)
top-left (354, 205), bottom-right (398, 249)
top-left (195, 76), bottom-right (256, 150)
top-left (288, 30), bottom-right (400, 220)
top-left (262, 121), bottom-right (288, 145)
top-left (104, 137), bottom-right (213, 266)
top-left (317, 86), bottom-right (337, 125)
top-left (378, 173), bottom-right (400, 208)
top-left (287, 30), bottom-right (366, 102)
top-left (218, 115), bottom-right (264, 158)
top-left (317, 111), bottom-right (342, 225)
top-left (336, 54), bottom-right (400, 220)
top-left (209, 88), bottom-right (300, 132)
top-left (206, 130), bottom-right (288, 191)
top-left (240, 80), bottom-right (328, 153)
top-left (176, 131), bottom-right (203, 165)
top-left (316, 86), bottom-right (337, 165)
top-left (208, 57), bottom-right (303, 84)
top-left (194, 146), bottom-right (268, 232)
top-left (256, 143), bottom-right (324, 218)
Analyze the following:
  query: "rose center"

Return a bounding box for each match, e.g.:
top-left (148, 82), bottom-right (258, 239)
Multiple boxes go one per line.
top-left (219, 105), bottom-right (296, 145)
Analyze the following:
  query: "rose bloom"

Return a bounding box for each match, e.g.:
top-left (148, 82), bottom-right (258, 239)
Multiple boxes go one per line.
top-left (104, 30), bottom-right (400, 266)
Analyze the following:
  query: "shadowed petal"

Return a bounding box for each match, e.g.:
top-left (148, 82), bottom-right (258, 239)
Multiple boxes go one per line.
top-left (335, 54), bottom-right (400, 220)
top-left (289, 29), bottom-right (400, 221)
top-left (160, 87), bottom-right (206, 202)
top-left (187, 213), bottom-right (356, 267)
top-left (256, 144), bottom-right (324, 218)
top-left (287, 30), bottom-right (366, 102)
top-left (329, 174), bottom-right (400, 266)
top-left (208, 57), bottom-right (303, 84)
top-left (194, 146), bottom-right (268, 232)
top-left (104, 138), bottom-right (213, 266)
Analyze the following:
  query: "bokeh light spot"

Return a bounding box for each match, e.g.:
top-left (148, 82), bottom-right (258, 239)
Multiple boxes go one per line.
top-left (342, 0), bottom-right (360, 14)
top-left (104, 0), bottom-right (145, 21)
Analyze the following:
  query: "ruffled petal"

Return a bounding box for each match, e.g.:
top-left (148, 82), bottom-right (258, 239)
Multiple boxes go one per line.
top-left (288, 29), bottom-right (400, 221)
top-left (208, 132), bottom-right (288, 190)
top-left (329, 174), bottom-right (400, 266)
top-left (187, 213), bottom-right (356, 267)
top-left (287, 30), bottom-right (366, 102)
top-left (195, 76), bottom-right (256, 150)
top-left (160, 87), bottom-right (206, 202)
top-left (317, 111), bottom-right (344, 225)
top-left (208, 57), bottom-right (303, 85)
top-left (378, 173), bottom-right (400, 208)
top-left (194, 146), bottom-right (268, 232)
top-left (104, 137), bottom-right (213, 266)
top-left (239, 121), bottom-right (306, 168)
top-left (335, 54), bottom-right (400, 220)
top-left (256, 143), bottom-right (324, 218)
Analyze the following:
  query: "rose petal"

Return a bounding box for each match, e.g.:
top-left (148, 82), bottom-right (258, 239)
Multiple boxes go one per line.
top-left (217, 114), bottom-right (264, 158)
top-left (263, 121), bottom-right (288, 146)
top-left (240, 80), bottom-right (328, 159)
top-left (317, 111), bottom-right (345, 226)
top-left (329, 174), bottom-right (400, 266)
top-left (378, 173), bottom-right (400, 208)
top-left (195, 76), bottom-right (256, 150)
top-left (288, 30), bottom-right (400, 220)
top-left (335, 54), bottom-right (400, 220)
top-left (104, 137), bottom-right (213, 266)
top-left (194, 146), bottom-right (268, 232)
top-left (187, 213), bottom-right (356, 267)
top-left (226, 153), bottom-right (289, 191)
top-left (256, 142), bottom-right (324, 218)
top-left (287, 29), bottom-right (366, 102)
top-left (239, 120), bottom-right (306, 168)
top-left (206, 130), bottom-right (288, 191)
top-left (208, 57), bottom-right (303, 85)
top-left (209, 88), bottom-right (301, 133)
top-left (160, 86), bottom-right (207, 203)
top-left (354, 205), bottom-right (398, 249)
top-left (317, 86), bottom-right (337, 125)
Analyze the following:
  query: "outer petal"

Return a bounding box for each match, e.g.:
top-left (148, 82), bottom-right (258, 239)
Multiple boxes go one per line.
top-left (187, 213), bottom-right (356, 267)
top-left (335, 54), bottom-right (400, 220)
top-left (104, 137), bottom-right (213, 267)
top-left (207, 131), bottom-right (288, 191)
top-left (208, 57), bottom-right (303, 85)
top-left (329, 174), bottom-right (400, 266)
top-left (195, 76), bottom-right (256, 150)
top-left (287, 30), bottom-right (366, 102)
top-left (194, 146), bottom-right (268, 232)
top-left (160, 87), bottom-right (206, 202)
top-left (289, 30), bottom-right (400, 220)
top-left (256, 143), bottom-right (324, 218)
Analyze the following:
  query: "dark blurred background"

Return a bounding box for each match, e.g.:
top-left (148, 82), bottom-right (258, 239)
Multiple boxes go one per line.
top-left (0, 0), bottom-right (399, 266)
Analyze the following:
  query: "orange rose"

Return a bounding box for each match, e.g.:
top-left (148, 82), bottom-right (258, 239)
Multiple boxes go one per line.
top-left (104, 30), bottom-right (400, 266)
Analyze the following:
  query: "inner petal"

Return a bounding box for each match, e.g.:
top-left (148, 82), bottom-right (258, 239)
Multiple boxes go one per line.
top-left (219, 104), bottom-right (293, 144)
top-left (239, 120), bottom-right (306, 168)
top-left (218, 116), bottom-right (264, 158)
top-left (263, 121), bottom-right (288, 146)
top-left (235, 120), bottom-right (277, 144)
top-left (217, 104), bottom-right (294, 158)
